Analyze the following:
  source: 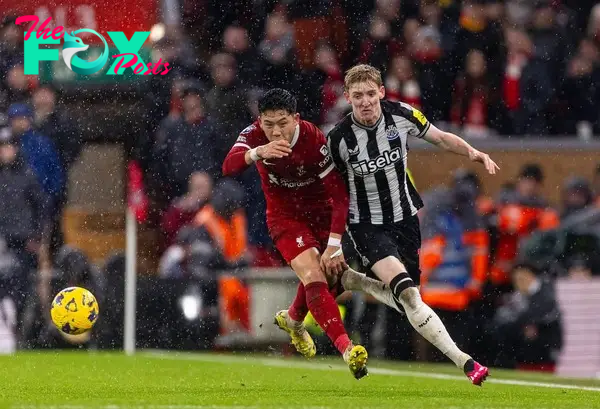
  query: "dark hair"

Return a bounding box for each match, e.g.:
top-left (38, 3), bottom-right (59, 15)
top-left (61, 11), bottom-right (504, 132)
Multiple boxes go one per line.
top-left (258, 88), bottom-right (297, 115)
top-left (512, 262), bottom-right (541, 276)
top-left (519, 163), bottom-right (544, 183)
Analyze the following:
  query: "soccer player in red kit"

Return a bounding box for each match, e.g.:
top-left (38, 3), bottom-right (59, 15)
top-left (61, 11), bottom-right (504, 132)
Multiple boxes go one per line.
top-left (222, 88), bottom-right (369, 379)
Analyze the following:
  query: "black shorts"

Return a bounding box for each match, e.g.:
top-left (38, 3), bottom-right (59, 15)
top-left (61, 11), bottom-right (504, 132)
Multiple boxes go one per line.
top-left (345, 215), bottom-right (422, 285)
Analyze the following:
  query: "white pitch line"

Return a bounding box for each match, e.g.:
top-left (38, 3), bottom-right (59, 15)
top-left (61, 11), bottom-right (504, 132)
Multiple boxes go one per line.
top-left (143, 350), bottom-right (600, 393)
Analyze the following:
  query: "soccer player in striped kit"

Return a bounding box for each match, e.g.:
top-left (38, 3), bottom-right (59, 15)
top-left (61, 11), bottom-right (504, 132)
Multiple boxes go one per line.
top-left (327, 64), bottom-right (499, 386)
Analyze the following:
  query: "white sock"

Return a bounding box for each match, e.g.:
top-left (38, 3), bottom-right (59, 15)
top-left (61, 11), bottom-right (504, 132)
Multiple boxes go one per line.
top-left (341, 268), bottom-right (402, 313)
top-left (397, 287), bottom-right (471, 369)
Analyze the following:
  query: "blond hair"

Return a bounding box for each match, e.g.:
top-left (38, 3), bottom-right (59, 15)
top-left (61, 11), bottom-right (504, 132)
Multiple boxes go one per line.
top-left (344, 64), bottom-right (383, 91)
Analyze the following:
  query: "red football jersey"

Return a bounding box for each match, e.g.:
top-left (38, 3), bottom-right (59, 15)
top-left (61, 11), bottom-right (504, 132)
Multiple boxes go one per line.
top-left (229, 120), bottom-right (336, 220)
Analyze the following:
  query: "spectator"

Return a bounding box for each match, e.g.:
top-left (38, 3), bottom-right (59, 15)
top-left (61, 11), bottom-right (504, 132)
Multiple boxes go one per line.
top-left (452, 169), bottom-right (494, 217)
top-left (31, 85), bottom-right (82, 172)
top-left (410, 25), bottom-right (448, 122)
top-left (0, 15), bottom-right (24, 80)
top-left (312, 42), bottom-right (346, 127)
top-left (528, 1), bottom-right (570, 80)
top-left (566, 254), bottom-right (595, 279)
top-left (1, 65), bottom-right (33, 117)
top-left (419, 185), bottom-right (489, 361)
top-left (31, 85), bottom-right (82, 255)
top-left (7, 103), bottom-right (64, 207)
top-left (501, 29), bottom-right (530, 134)
top-left (450, 49), bottom-right (500, 138)
top-left (358, 16), bottom-right (403, 73)
top-left (593, 164), bottom-right (600, 206)
top-left (204, 52), bottom-right (253, 163)
top-left (492, 263), bottom-right (562, 370)
top-left (222, 25), bottom-right (263, 87)
top-left (560, 177), bottom-right (594, 220)
top-left (557, 41), bottom-right (598, 136)
top-left (0, 127), bottom-right (50, 325)
top-left (161, 171), bottom-right (213, 248)
top-left (490, 164), bottom-right (559, 288)
top-left (258, 11), bottom-right (297, 91)
top-left (384, 54), bottom-right (422, 109)
top-left (449, 0), bottom-right (505, 87)
top-left (154, 85), bottom-right (219, 201)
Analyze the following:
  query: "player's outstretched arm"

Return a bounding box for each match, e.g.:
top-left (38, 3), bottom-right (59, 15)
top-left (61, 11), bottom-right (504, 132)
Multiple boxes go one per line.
top-left (422, 124), bottom-right (500, 175)
top-left (320, 168), bottom-right (350, 277)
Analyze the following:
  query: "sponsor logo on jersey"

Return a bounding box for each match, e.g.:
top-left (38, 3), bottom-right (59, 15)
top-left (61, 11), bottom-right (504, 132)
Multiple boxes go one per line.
top-left (412, 108), bottom-right (427, 126)
top-left (296, 236), bottom-right (304, 248)
top-left (349, 147), bottom-right (402, 176)
top-left (240, 124), bottom-right (255, 135)
top-left (348, 145), bottom-right (360, 156)
top-left (268, 173), bottom-right (315, 188)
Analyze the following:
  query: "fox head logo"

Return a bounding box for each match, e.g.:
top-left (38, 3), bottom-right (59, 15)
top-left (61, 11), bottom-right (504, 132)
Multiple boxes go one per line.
top-left (61, 32), bottom-right (89, 70)
top-left (61, 29), bottom-right (109, 75)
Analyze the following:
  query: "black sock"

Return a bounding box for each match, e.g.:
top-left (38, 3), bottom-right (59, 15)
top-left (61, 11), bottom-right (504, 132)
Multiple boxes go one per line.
top-left (463, 358), bottom-right (475, 373)
top-left (389, 272), bottom-right (414, 313)
top-left (389, 272), bottom-right (414, 301)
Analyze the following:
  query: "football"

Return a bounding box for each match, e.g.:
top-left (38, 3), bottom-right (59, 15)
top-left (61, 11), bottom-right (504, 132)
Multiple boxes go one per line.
top-left (50, 287), bottom-right (99, 335)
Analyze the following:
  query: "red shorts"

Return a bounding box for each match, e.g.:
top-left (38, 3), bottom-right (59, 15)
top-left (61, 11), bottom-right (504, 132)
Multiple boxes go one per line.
top-left (268, 213), bottom-right (331, 264)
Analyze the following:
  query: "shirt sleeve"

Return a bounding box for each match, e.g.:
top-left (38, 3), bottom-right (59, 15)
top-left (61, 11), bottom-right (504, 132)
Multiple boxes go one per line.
top-left (402, 103), bottom-right (431, 139)
top-left (311, 126), bottom-right (336, 179)
top-left (222, 123), bottom-right (260, 176)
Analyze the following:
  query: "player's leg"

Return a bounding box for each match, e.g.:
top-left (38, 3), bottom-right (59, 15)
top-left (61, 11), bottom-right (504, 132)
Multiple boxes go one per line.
top-left (271, 223), bottom-right (316, 359)
top-left (367, 216), bottom-right (489, 385)
top-left (339, 267), bottom-right (402, 313)
top-left (290, 247), bottom-right (368, 379)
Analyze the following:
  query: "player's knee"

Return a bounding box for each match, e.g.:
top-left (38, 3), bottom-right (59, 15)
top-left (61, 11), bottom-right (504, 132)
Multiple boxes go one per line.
top-left (399, 286), bottom-right (422, 311)
top-left (291, 252), bottom-right (326, 284)
top-left (302, 268), bottom-right (326, 284)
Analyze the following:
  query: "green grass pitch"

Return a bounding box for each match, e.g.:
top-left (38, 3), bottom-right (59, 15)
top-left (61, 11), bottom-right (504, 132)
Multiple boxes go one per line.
top-left (1, 351), bottom-right (600, 409)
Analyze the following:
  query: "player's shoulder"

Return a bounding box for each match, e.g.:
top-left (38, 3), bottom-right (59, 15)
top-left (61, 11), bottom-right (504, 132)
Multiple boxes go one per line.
top-left (381, 100), bottom-right (429, 127)
top-left (326, 113), bottom-right (353, 144)
top-left (235, 120), bottom-right (264, 143)
top-left (381, 99), bottom-right (416, 117)
top-left (299, 119), bottom-right (323, 138)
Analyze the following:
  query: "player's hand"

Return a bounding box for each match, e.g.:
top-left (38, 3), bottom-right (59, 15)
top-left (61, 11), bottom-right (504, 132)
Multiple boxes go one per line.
top-left (320, 245), bottom-right (349, 279)
top-left (469, 149), bottom-right (500, 175)
top-left (257, 140), bottom-right (292, 159)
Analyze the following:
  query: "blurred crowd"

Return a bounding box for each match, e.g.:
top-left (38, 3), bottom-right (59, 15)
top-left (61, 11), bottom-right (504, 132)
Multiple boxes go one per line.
top-left (1, 0), bottom-right (600, 367)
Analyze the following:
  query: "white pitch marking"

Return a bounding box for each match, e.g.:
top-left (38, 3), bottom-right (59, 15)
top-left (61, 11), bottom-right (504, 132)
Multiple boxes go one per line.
top-left (142, 350), bottom-right (600, 393)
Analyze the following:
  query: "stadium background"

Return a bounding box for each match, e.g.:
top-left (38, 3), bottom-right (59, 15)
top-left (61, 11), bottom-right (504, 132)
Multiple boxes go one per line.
top-left (0, 0), bottom-right (599, 380)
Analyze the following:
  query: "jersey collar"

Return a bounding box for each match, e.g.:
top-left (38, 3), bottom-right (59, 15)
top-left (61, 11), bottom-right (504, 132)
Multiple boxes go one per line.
top-left (351, 112), bottom-right (382, 131)
top-left (290, 124), bottom-right (300, 148)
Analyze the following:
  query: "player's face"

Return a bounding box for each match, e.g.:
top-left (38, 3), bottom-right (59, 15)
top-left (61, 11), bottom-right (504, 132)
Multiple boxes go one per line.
top-left (345, 81), bottom-right (385, 126)
top-left (259, 110), bottom-right (299, 142)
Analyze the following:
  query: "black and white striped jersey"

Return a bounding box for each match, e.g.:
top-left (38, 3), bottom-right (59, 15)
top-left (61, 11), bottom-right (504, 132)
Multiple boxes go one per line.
top-left (327, 100), bottom-right (429, 225)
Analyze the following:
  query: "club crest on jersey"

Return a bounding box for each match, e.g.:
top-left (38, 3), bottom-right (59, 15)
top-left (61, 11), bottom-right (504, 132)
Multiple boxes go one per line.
top-left (385, 125), bottom-right (400, 140)
top-left (298, 165), bottom-right (305, 176)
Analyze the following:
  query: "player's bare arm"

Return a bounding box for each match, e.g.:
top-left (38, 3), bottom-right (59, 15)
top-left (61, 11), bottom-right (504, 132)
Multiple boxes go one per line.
top-left (422, 124), bottom-right (500, 175)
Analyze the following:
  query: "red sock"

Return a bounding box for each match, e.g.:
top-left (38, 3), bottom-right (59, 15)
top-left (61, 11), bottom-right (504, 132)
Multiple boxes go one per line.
top-left (305, 281), bottom-right (352, 355)
top-left (288, 283), bottom-right (308, 322)
top-left (288, 282), bottom-right (344, 322)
